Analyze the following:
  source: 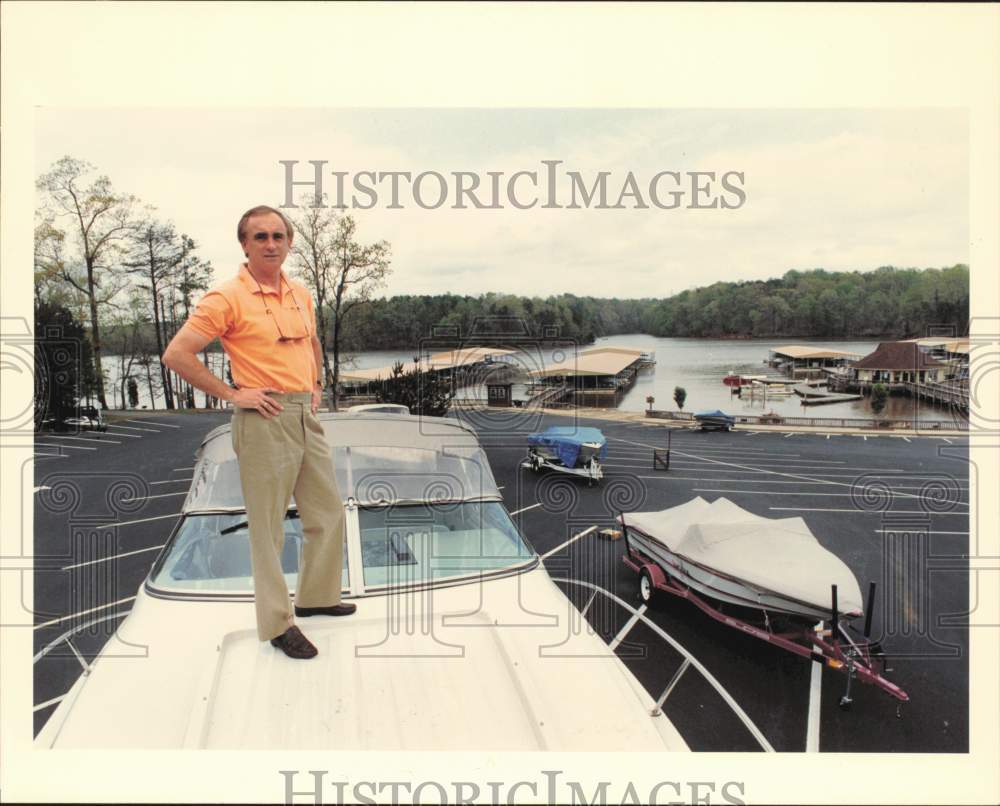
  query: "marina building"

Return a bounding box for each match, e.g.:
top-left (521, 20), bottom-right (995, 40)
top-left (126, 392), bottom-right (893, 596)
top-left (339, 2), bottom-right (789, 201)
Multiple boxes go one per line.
top-left (829, 340), bottom-right (969, 411)
top-left (847, 341), bottom-right (946, 385)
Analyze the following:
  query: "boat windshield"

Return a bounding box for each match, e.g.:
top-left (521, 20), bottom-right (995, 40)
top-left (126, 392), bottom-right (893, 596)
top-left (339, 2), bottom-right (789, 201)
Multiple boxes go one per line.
top-left (149, 501), bottom-right (534, 594)
top-left (358, 501), bottom-right (534, 590)
top-left (149, 512), bottom-right (349, 594)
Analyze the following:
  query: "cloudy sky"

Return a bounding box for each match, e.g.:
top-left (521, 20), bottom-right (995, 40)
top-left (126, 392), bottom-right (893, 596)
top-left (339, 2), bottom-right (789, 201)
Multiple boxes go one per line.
top-left (35, 108), bottom-right (967, 299)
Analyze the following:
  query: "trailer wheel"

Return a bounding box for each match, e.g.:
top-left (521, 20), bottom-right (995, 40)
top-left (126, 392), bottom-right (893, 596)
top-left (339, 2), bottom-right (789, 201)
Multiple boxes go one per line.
top-left (639, 568), bottom-right (655, 603)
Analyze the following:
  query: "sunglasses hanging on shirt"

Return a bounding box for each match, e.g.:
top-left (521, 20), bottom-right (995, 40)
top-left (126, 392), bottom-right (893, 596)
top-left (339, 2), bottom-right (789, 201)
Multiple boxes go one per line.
top-left (251, 272), bottom-right (311, 342)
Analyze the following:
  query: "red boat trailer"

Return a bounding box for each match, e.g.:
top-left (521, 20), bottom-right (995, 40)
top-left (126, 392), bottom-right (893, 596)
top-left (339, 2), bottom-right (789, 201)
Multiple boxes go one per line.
top-left (623, 546), bottom-right (909, 709)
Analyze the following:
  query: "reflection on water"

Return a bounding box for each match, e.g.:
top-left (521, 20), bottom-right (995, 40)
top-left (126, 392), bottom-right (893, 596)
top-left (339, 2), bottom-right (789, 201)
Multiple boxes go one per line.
top-left (603, 334), bottom-right (957, 420)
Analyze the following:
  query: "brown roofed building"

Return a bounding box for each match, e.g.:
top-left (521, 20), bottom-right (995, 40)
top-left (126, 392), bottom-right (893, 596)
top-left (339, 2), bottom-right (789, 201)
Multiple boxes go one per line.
top-left (849, 342), bottom-right (946, 385)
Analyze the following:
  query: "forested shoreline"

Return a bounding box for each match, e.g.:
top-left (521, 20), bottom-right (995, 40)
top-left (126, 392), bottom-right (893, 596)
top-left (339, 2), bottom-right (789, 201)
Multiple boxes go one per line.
top-left (337, 264), bottom-right (970, 350)
top-left (98, 263), bottom-right (970, 353)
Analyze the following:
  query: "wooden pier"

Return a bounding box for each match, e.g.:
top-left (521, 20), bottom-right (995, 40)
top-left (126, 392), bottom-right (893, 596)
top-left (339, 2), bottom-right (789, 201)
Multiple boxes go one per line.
top-left (903, 380), bottom-right (969, 411)
top-left (828, 375), bottom-right (969, 411)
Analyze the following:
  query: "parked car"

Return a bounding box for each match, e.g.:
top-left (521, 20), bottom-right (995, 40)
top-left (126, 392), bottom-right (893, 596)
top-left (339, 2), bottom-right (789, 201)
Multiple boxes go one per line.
top-left (39, 405), bottom-right (107, 433)
top-left (36, 412), bottom-right (687, 751)
top-left (64, 405), bottom-right (107, 432)
top-left (346, 403), bottom-right (410, 415)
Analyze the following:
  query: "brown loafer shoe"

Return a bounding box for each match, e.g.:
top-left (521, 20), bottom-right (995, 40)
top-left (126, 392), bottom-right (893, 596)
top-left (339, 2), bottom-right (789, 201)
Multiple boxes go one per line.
top-left (294, 603), bottom-right (357, 617)
top-left (269, 625), bottom-right (318, 659)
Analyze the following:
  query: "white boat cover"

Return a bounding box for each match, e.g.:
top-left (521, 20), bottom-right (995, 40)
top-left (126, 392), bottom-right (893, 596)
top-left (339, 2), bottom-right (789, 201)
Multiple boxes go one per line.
top-left (621, 497), bottom-right (863, 615)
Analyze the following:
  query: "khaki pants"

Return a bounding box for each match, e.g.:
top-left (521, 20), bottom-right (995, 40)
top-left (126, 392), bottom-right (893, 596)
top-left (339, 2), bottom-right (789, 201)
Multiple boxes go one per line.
top-left (231, 393), bottom-right (345, 640)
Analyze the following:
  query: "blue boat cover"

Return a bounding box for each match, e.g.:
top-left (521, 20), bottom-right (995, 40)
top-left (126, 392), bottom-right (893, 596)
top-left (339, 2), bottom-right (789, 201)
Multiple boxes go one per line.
top-left (694, 409), bottom-right (735, 422)
top-left (528, 426), bottom-right (608, 467)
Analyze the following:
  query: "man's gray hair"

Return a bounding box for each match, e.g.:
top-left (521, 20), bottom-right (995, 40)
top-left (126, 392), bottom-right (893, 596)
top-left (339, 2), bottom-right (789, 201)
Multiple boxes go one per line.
top-left (237, 205), bottom-right (295, 244)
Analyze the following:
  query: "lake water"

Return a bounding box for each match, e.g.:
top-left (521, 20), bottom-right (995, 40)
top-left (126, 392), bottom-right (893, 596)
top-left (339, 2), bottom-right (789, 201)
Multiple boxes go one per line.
top-left (100, 335), bottom-right (957, 421)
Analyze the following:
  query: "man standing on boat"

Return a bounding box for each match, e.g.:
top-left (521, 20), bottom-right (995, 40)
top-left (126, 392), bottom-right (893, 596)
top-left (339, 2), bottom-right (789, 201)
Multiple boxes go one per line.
top-left (163, 205), bottom-right (355, 660)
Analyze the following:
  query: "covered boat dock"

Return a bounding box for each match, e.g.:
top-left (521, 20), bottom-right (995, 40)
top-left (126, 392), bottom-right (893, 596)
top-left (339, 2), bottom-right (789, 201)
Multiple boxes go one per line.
top-left (767, 345), bottom-right (862, 379)
top-left (528, 346), bottom-right (648, 407)
top-left (338, 346), bottom-right (518, 402)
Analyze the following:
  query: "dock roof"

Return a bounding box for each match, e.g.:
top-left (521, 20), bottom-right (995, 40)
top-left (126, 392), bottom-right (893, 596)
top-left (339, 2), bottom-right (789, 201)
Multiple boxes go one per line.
top-left (901, 337), bottom-right (971, 355)
top-left (770, 345), bottom-right (862, 360)
top-left (852, 341), bottom-right (946, 370)
top-left (578, 346), bottom-right (646, 357)
top-left (530, 348), bottom-right (641, 377)
top-left (340, 346), bottom-right (517, 383)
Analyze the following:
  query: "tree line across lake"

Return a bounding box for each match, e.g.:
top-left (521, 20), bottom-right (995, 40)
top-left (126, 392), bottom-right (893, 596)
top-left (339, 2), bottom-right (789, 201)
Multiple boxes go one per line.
top-left (340, 264), bottom-right (969, 350)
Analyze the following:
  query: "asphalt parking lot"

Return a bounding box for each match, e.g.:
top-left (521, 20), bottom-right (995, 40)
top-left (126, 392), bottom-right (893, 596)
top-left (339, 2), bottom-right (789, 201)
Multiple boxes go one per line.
top-left (31, 408), bottom-right (970, 752)
top-left (466, 407), bottom-right (970, 752)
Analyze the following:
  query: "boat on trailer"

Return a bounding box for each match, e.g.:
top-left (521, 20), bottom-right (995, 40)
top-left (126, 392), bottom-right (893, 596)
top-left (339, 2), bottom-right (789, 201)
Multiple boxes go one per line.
top-left (693, 409), bottom-right (736, 431)
top-left (618, 497), bottom-right (908, 709)
top-left (521, 426), bottom-right (607, 485)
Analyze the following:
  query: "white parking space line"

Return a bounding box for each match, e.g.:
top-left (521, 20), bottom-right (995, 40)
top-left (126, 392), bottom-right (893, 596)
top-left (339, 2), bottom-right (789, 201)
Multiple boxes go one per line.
top-left (540, 525), bottom-right (599, 560)
top-left (679, 461), bottom-right (912, 473)
top-left (126, 418), bottom-right (180, 428)
top-left (681, 460), bottom-right (861, 471)
top-left (510, 503), bottom-right (542, 516)
top-left (150, 477), bottom-right (193, 485)
top-left (626, 466), bottom-right (958, 482)
top-left (35, 442), bottom-right (97, 451)
top-left (610, 440), bottom-right (802, 458)
top-left (683, 448), bottom-right (805, 457)
top-left (611, 463), bottom-right (907, 475)
top-left (33, 694), bottom-right (67, 713)
top-left (33, 454), bottom-right (67, 459)
top-left (873, 529), bottom-right (969, 535)
top-left (93, 512), bottom-right (181, 529)
top-left (173, 466), bottom-right (194, 472)
top-left (629, 475), bottom-right (969, 490)
top-left (771, 507), bottom-right (968, 515)
top-left (783, 433), bottom-right (795, 438)
top-left (98, 430), bottom-right (142, 439)
top-left (609, 604), bottom-right (647, 651)
top-left (120, 491), bottom-right (189, 503)
top-left (41, 435), bottom-right (121, 444)
top-left (34, 595), bottom-right (136, 630)
top-left (580, 591), bottom-right (598, 618)
top-left (695, 488), bottom-right (968, 506)
top-left (616, 450), bottom-right (839, 464)
top-left (607, 435), bottom-right (964, 508)
top-left (108, 423), bottom-right (160, 433)
top-left (940, 437), bottom-right (954, 444)
top-left (901, 437), bottom-right (912, 443)
top-left (61, 544), bottom-right (165, 570)
top-left (674, 458), bottom-right (865, 468)
top-left (806, 623), bottom-right (823, 752)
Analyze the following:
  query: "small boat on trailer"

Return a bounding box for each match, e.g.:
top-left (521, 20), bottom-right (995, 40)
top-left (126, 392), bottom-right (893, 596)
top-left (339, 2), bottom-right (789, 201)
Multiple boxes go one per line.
top-left (521, 426), bottom-right (607, 485)
top-left (693, 409), bottom-right (736, 431)
top-left (618, 497), bottom-right (908, 709)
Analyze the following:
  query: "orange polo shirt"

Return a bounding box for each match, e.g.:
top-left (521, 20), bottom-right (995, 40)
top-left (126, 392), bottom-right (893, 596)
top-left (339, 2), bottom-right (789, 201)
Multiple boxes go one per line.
top-left (182, 263), bottom-right (318, 392)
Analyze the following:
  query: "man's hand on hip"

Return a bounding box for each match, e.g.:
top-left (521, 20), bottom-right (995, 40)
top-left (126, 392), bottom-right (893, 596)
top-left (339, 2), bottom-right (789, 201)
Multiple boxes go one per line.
top-left (232, 387), bottom-right (284, 418)
top-left (311, 387), bottom-right (322, 415)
